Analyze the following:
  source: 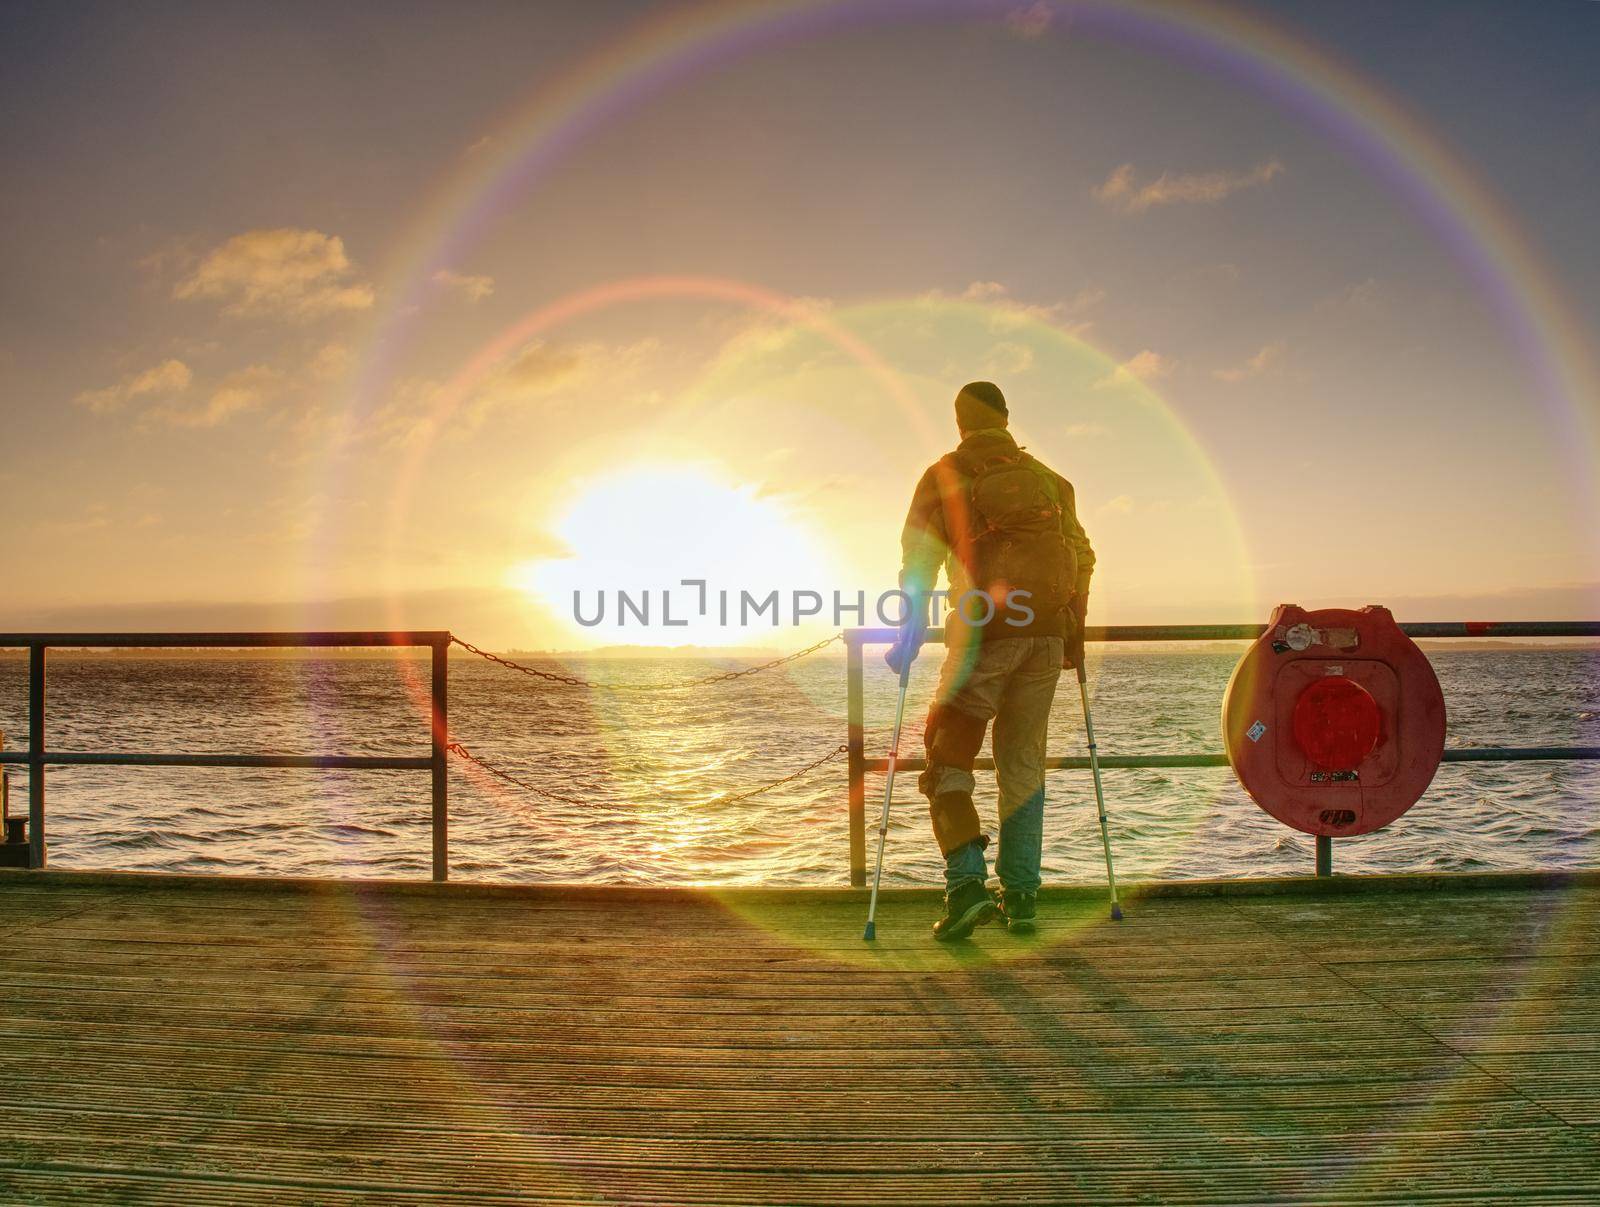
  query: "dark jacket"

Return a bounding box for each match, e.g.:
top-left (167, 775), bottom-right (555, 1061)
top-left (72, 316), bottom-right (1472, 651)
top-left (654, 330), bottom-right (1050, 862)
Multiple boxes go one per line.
top-left (898, 427), bottom-right (1094, 643)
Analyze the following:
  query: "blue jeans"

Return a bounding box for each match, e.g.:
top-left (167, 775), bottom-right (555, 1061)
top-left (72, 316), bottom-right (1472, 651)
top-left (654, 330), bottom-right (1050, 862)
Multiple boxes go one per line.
top-left (924, 636), bottom-right (1063, 894)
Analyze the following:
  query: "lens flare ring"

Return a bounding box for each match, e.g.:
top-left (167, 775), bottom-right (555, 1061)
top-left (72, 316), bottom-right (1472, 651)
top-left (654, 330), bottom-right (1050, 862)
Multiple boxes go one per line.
top-left (309, 0), bottom-right (1598, 1112)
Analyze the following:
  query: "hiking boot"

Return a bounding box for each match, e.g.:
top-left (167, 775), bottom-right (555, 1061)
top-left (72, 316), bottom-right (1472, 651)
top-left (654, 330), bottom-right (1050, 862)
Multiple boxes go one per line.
top-left (933, 881), bottom-right (998, 942)
top-left (999, 890), bottom-right (1037, 933)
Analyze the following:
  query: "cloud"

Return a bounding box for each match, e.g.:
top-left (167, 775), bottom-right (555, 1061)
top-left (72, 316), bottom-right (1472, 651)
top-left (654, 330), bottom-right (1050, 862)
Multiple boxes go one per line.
top-left (483, 341), bottom-right (583, 401)
top-left (707, 297), bottom-right (837, 364)
top-left (1063, 286), bottom-right (1106, 312)
top-left (144, 365), bottom-right (280, 428)
top-left (1094, 349), bottom-right (1170, 388)
top-left (1192, 262), bottom-right (1242, 285)
top-left (432, 268), bottom-right (495, 303)
top-left (370, 340), bottom-right (589, 445)
top-left (1213, 342), bottom-right (1283, 383)
top-left (1064, 422), bottom-right (1108, 438)
top-left (941, 281), bottom-right (1103, 335)
top-left (74, 358), bottom-right (192, 413)
top-left (174, 228), bottom-right (375, 320)
top-left (368, 376), bottom-right (446, 447)
top-left (961, 281), bottom-right (1008, 302)
top-left (1003, 2), bottom-right (1055, 39)
top-left (1094, 160), bottom-right (1284, 213)
top-left (1097, 494), bottom-right (1135, 517)
top-left (137, 236), bottom-right (207, 285)
top-left (1321, 277), bottom-right (1386, 316)
top-left (982, 341), bottom-right (1034, 375)
top-left (128, 359), bottom-right (193, 395)
top-left (307, 342), bottom-right (352, 383)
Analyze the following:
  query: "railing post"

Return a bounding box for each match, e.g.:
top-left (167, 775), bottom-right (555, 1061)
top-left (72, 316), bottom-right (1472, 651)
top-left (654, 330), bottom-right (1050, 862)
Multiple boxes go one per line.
top-left (28, 644), bottom-right (45, 869)
top-left (431, 637), bottom-right (449, 882)
top-left (1316, 834), bottom-right (1332, 877)
top-left (846, 635), bottom-right (866, 887)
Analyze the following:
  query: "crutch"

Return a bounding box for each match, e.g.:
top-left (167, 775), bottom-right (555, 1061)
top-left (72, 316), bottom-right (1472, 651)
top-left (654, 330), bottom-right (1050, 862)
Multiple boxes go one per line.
top-left (862, 659), bottom-right (913, 941)
top-left (1077, 662), bottom-right (1123, 921)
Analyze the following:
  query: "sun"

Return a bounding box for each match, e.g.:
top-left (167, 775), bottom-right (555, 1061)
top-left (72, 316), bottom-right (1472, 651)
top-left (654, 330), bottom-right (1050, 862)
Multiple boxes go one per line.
top-left (509, 463), bottom-right (840, 647)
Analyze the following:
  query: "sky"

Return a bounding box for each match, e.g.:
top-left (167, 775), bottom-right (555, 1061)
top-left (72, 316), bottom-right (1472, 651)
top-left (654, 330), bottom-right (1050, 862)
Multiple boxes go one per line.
top-left (2, 0), bottom-right (1598, 648)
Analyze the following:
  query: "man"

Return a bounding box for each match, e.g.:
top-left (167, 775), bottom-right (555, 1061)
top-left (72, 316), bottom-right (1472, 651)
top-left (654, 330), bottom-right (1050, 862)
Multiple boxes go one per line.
top-left (887, 381), bottom-right (1094, 941)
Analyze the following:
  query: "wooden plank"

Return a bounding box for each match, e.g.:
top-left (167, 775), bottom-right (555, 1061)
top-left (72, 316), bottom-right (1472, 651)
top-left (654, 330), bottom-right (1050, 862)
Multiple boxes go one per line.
top-left (0, 875), bottom-right (1593, 1204)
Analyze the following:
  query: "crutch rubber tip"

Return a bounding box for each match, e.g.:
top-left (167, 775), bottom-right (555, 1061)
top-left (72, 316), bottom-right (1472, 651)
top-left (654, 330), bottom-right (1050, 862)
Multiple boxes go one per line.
top-left (1110, 904), bottom-right (1123, 921)
top-left (862, 921), bottom-right (876, 941)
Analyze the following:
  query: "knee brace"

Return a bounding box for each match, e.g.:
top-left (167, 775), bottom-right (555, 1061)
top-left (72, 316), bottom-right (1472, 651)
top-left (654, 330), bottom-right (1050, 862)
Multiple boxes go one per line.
top-left (918, 704), bottom-right (991, 857)
top-left (922, 703), bottom-right (988, 774)
top-left (929, 791), bottom-right (985, 858)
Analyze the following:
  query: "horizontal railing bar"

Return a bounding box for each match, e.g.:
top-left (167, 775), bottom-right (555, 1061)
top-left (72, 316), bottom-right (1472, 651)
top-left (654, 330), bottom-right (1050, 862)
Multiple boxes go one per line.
top-left (1438, 745), bottom-right (1600, 763)
top-left (863, 746), bottom-right (1600, 774)
top-left (847, 625), bottom-right (1263, 645)
top-left (0, 631), bottom-right (451, 649)
top-left (0, 752), bottom-right (432, 770)
top-left (845, 621), bottom-right (1600, 645)
top-left (1400, 622), bottom-right (1600, 638)
top-left (867, 755), bottom-right (1216, 772)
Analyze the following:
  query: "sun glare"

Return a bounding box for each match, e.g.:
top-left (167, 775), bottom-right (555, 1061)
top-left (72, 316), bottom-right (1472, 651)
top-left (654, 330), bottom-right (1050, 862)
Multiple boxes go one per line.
top-left (510, 464), bottom-right (839, 646)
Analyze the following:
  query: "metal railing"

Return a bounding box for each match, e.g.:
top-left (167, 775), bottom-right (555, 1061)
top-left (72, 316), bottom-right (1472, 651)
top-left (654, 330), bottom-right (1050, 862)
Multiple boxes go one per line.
top-left (844, 622), bottom-right (1600, 885)
top-left (0, 632), bottom-right (451, 879)
top-left (1, 622), bottom-right (1595, 890)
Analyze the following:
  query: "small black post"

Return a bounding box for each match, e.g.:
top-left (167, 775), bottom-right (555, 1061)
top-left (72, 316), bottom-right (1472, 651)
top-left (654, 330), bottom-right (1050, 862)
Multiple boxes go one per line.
top-left (1315, 834), bottom-right (1332, 877)
top-left (845, 636), bottom-right (866, 888)
top-left (430, 637), bottom-right (449, 882)
top-left (27, 644), bottom-right (45, 869)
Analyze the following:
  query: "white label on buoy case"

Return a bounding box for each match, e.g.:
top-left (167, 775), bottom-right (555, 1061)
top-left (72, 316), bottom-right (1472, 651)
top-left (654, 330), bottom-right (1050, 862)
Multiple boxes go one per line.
top-left (1247, 720), bottom-right (1267, 742)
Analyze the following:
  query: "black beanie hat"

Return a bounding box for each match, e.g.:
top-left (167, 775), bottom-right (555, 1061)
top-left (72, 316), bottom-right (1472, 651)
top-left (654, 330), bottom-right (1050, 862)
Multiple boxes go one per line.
top-left (955, 380), bottom-right (1008, 429)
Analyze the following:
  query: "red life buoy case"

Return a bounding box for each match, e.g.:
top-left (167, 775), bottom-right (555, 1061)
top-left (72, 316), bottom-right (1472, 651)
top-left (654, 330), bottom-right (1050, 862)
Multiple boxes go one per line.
top-left (1222, 604), bottom-right (1446, 837)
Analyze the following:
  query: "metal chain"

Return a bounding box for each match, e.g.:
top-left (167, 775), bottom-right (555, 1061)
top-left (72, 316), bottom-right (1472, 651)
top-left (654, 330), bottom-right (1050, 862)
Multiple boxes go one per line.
top-left (682, 633), bottom-right (844, 685)
top-left (447, 739), bottom-right (849, 807)
top-left (450, 632), bottom-right (842, 692)
top-left (447, 634), bottom-right (851, 806)
top-left (709, 744), bottom-right (850, 804)
top-left (446, 741), bottom-right (594, 805)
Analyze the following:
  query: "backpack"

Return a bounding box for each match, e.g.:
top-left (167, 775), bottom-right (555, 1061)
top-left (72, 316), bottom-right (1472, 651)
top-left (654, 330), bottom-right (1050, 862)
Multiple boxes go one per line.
top-left (947, 447), bottom-right (1075, 625)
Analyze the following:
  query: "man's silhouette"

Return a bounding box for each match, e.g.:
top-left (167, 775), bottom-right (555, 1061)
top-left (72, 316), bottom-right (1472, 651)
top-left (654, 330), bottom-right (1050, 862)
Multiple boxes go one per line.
top-left (888, 381), bottom-right (1094, 940)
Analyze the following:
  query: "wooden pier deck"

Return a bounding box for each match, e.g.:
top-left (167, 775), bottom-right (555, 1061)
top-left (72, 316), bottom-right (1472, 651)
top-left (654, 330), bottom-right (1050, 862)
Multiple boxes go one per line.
top-left (1, 871), bottom-right (1596, 1204)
